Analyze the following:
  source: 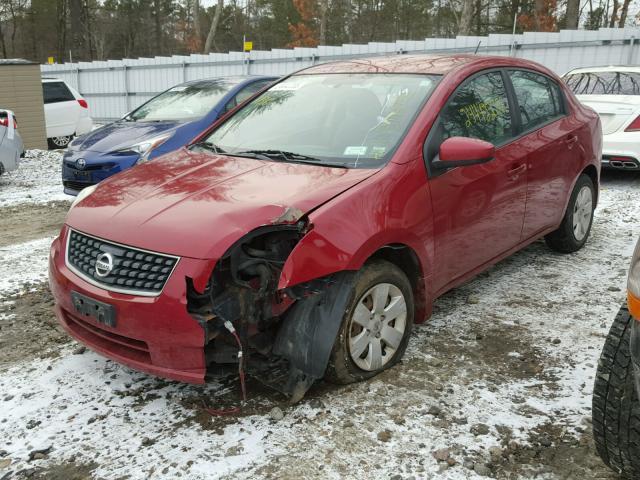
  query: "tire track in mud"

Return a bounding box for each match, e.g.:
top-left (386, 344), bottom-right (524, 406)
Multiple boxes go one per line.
top-left (0, 201), bottom-right (68, 248)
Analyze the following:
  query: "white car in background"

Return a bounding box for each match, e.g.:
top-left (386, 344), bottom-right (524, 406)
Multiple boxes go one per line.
top-left (564, 66), bottom-right (640, 171)
top-left (42, 78), bottom-right (93, 150)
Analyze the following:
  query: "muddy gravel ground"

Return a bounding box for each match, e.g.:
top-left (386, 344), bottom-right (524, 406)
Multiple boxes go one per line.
top-left (0, 153), bottom-right (638, 479)
top-left (0, 201), bottom-right (69, 248)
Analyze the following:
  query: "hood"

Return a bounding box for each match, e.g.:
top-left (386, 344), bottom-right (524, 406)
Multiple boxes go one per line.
top-left (66, 148), bottom-right (378, 259)
top-left (72, 120), bottom-right (182, 153)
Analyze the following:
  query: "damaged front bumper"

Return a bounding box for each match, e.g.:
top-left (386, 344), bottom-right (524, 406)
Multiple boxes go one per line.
top-left (49, 226), bottom-right (214, 383)
top-left (49, 223), bottom-right (353, 402)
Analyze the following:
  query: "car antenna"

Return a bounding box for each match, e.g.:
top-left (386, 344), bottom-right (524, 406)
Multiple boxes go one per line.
top-left (474, 41), bottom-right (482, 55)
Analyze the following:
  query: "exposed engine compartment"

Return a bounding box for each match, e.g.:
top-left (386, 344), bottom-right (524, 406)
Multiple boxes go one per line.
top-left (187, 220), bottom-right (328, 401)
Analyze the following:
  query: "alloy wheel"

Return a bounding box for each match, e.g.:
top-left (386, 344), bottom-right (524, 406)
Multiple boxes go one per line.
top-left (572, 185), bottom-right (593, 242)
top-left (52, 136), bottom-right (72, 148)
top-left (348, 282), bottom-right (407, 371)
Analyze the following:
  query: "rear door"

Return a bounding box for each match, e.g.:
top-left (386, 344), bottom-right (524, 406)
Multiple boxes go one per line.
top-left (43, 81), bottom-right (79, 138)
top-left (426, 70), bottom-right (528, 292)
top-left (507, 69), bottom-right (580, 239)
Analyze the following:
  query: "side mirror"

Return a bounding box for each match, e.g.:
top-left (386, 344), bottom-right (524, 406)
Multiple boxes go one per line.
top-left (433, 137), bottom-right (495, 170)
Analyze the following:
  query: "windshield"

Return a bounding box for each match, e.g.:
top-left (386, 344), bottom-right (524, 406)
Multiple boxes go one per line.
top-left (204, 73), bottom-right (440, 168)
top-left (564, 71), bottom-right (640, 96)
top-left (128, 79), bottom-right (240, 122)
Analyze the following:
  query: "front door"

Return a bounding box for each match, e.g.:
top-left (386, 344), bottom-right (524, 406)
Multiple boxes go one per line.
top-left (426, 70), bottom-right (528, 293)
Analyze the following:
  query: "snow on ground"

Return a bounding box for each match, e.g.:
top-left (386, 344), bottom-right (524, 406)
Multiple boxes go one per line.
top-left (0, 150), bottom-right (68, 207)
top-left (0, 237), bottom-right (54, 294)
top-left (0, 155), bottom-right (638, 479)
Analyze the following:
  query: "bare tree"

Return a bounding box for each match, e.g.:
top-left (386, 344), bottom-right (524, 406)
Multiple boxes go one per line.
top-left (459, 0), bottom-right (474, 34)
top-left (319, 0), bottom-right (329, 45)
top-left (153, 0), bottom-right (162, 55)
top-left (565, 0), bottom-right (580, 28)
top-left (608, 0), bottom-right (619, 26)
top-left (69, 0), bottom-right (85, 59)
top-left (56, 0), bottom-right (67, 61)
top-left (203, 0), bottom-right (223, 53)
top-left (618, 0), bottom-right (632, 25)
top-left (0, 22), bottom-right (6, 58)
top-left (193, 0), bottom-right (201, 47)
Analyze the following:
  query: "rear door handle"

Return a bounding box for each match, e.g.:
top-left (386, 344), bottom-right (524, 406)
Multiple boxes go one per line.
top-left (565, 134), bottom-right (578, 148)
top-left (507, 164), bottom-right (527, 178)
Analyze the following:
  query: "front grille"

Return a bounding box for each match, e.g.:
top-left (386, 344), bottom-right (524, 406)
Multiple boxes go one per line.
top-left (64, 161), bottom-right (116, 171)
top-left (66, 229), bottom-right (179, 296)
top-left (63, 180), bottom-right (94, 192)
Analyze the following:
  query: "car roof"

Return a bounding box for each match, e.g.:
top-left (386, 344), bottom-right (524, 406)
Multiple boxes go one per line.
top-left (565, 65), bottom-right (640, 74)
top-left (42, 77), bottom-right (68, 83)
top-left (180, 75), bottom-right (277, 88)
top-left (297, 54), bottom-right (544, 76)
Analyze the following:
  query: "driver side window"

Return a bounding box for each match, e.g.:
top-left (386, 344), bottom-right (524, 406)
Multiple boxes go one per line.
top-left (440, 71), bottom-right (513, 146)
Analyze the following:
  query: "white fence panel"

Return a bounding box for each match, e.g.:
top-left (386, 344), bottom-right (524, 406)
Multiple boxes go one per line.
top-left (41, 27), bottom-right (640, 122)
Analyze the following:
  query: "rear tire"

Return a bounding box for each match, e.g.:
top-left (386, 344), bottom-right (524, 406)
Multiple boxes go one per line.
top-left (325, 260), bottom-right (414, 384)
top-left (48, 135), bottom-right (73, 150)
top-left (545, 173), bottom-right (595, 253)
top-left (592, 304), bottom-right (640, 478)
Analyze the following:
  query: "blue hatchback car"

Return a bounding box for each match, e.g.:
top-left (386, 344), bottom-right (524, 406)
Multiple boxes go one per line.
top-left (62, 76), bottom-right (276, 195)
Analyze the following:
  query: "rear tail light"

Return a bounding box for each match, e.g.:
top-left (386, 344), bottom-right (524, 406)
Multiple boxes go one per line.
top-left (0, 116), bottom-right (17, 129)
top-left (625, 115), bottom-right (640, 132)
top-left (78, 99), bottom-right (88, 109)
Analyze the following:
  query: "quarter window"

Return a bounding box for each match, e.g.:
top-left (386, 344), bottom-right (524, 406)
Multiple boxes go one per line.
top-left (440, 72), bottom-right (513, 145)
top-left (509, 70), bottom-right (564, 131)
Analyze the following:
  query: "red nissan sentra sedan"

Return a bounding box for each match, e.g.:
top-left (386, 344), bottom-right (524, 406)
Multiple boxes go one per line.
top-left (49, 55), bottom-right (601, 401)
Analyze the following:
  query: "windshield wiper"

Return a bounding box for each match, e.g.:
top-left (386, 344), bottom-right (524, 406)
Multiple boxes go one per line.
top-left (189, 141), bottom-right (226, 154)
top-left (235, 149), bottom-right (347, 168)
top-left (188, 144), bottom-right (280, 161)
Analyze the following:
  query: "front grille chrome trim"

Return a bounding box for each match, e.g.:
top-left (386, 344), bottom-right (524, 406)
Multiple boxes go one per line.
top-left (65, 228), bottom-right (180, 297)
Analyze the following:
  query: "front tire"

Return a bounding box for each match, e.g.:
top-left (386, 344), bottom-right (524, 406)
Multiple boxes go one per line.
top-left (325, 260), bottom-right (414, 384)
top-left (545, 173), bottom-right (595, 253)
top-left (592, 304), bottom-right (640, 478)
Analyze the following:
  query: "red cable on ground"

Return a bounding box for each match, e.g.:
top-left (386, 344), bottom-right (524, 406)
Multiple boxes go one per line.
top-left (202, 321), bottom-right (246, 417)
top-left (229, 328), bottom-right (247, 403)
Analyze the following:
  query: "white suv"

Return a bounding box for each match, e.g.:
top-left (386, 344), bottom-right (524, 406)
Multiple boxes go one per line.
top-left (42, 78), bottom-right (93, 149)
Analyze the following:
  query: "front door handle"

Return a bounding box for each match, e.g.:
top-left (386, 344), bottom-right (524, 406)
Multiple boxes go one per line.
top-left (507, 164), bottom-right (527, 178)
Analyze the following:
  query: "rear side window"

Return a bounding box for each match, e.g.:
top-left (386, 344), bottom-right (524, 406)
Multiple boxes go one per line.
top-left (43, 82), bottom-right (75, 104)
top-left (508, 70), bottom-right (564, 131)
top-left (564, 71), bottom-right (640, 95)
top-left (440, 71), bottom-right (513, 145)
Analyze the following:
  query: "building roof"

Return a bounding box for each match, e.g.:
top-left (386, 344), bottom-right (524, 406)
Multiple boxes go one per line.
top-left (0, 59), bottom-right (36, 66)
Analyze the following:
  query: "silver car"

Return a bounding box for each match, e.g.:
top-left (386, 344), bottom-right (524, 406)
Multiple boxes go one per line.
top-left (0, 110), bottom-right (23, 175)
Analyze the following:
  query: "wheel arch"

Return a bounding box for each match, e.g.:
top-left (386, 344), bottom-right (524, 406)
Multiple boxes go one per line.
top-left (581, 163), bottom-right (599, 206)
top-left (365, 244), bottom-right (429, 324)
